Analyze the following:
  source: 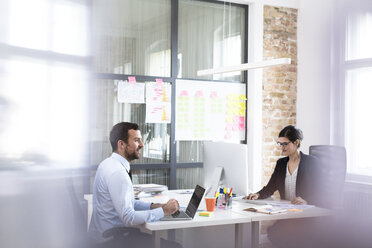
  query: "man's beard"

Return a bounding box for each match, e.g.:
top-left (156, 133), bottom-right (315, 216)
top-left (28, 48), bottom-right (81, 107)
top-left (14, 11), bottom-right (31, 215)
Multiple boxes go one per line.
top-left (125, 148), bottom-right (140, 161)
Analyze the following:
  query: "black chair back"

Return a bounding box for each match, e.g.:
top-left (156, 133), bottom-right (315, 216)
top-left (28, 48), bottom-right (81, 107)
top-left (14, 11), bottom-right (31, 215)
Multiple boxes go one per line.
top-left (309, 145), bottom-right (347, 209)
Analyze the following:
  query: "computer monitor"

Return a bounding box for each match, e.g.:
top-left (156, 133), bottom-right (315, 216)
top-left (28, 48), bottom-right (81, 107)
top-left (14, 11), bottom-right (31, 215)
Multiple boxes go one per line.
top-left (203, 141), bottom-right (249, 196)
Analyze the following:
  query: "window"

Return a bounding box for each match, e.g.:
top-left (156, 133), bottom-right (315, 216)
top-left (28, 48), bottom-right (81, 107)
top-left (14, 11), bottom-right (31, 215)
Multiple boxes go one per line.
top-left (345, 68), bottom-right (372, 176)
top-left (91, 0), bottom-right (247, 189)
top-left (334, 0), bottom-right (372, 179)
top-left (0, 0), bottom-right (90, 168)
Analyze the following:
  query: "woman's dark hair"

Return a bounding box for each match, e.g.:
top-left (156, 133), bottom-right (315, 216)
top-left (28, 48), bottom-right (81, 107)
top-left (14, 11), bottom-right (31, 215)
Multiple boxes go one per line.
top-left (110, 122), bottom-right (139, 152)
top-left (278, 125), bottom-right (303, 148)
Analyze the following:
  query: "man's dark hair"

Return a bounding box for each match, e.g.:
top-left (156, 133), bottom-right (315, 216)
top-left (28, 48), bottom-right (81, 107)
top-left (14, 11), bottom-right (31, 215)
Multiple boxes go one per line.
top-left (279, 125), bottom-right (303, 148)
top-left (109, 122), bottom-right (139, 152)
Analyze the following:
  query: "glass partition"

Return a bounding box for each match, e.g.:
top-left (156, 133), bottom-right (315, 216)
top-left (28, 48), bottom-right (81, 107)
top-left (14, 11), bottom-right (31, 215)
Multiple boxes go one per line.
top-left (92, 0), bottom-right (171, 76)
top-left (176, 141), bottom-right (203, 163)
top-left (132, 169), bottom-right (170, 187)
top-left (176, 168), bottom-right (203, 189)
top-left (178, 0), bottom-right (246, 81)
top-left (89, 79), bottom-right (170, 166)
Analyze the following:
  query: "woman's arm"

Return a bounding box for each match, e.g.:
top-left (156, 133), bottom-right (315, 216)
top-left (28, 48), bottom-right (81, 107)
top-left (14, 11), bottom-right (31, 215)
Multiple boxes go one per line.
top-left (256, 160), bottom-right (283, 199)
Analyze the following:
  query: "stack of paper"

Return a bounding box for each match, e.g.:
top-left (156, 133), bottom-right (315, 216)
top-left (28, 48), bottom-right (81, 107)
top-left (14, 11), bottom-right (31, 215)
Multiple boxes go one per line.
top-left (133, 184), bottom-right (168, 193)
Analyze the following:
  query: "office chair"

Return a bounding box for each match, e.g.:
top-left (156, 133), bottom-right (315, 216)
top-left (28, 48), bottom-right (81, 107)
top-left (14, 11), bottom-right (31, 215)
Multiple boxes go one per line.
top-left (66, 174), bottom-right (93, 248)
top-left (67, 176), bottom-right (140, 248)
top-left (309, 145), bottom-right (347, 209)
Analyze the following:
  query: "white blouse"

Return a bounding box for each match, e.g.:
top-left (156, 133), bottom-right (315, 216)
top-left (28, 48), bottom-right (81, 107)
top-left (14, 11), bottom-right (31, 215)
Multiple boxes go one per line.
top-left (284, 162), bottom-right (298, 201)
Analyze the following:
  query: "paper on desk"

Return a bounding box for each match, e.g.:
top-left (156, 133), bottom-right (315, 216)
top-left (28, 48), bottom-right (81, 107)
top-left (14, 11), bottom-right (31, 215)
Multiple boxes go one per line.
top-left (270, 202), bottom-right (314, 209)
top-left (133, 184), bottom-right (168, 193)
top-left (244, 205), bottom-right (287, 214)
top-left (244, 199), bottom-right (313, 210)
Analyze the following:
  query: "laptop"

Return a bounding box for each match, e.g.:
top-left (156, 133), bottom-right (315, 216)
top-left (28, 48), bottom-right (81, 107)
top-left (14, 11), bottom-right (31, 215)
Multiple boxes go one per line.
top-left (160, 184), bottom-right (205, 221)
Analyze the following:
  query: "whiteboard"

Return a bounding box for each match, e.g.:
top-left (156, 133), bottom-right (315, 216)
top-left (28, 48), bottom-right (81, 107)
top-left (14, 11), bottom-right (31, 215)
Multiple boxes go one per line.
top-left (175, 79), bottom-right (246, 141)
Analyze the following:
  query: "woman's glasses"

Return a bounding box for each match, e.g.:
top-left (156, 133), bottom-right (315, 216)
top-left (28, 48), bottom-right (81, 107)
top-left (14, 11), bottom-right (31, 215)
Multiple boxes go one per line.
top-left (277, 142), bottom-right (290, 147)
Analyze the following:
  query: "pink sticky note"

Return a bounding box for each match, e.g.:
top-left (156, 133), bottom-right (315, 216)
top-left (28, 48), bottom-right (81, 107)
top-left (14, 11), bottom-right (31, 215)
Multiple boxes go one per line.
top-left (224, 132), bottom-right (232, 140)
top-left (232, 123), bottom-right (238, 131)
top-left (239, 122), bottom-right (245, 130)
top-left (225, 123), bottom-right (233, 131)
top-left (195, 90), bottom-right (203, 97)
top-left (210, 91), bottom-right (218, 99)
top-left (156, 78), bottom-right (163, 86)
top-left (180, 90), bottom-right (189, 97)
top-left (128, 76), bottom-right (136, 84)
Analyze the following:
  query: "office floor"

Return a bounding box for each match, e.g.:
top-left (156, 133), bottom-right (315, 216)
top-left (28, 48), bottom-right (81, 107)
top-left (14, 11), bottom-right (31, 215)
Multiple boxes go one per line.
top-left (259, 234), bottom-right (275, 248)
top-left (260, 241), bottom-right (275, 248)
top-left (260, 221), bottom-right (276, 248)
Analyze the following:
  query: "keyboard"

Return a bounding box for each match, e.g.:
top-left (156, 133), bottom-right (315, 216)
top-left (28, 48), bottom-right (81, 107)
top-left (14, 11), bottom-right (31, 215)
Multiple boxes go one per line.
top-left (172, 210), bottom-right (189, 218)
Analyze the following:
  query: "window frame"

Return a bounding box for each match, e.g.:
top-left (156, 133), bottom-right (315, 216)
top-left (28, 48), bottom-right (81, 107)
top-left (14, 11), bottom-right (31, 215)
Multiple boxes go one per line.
top-left (331, 0), bottom-right (372, 183)
top-left (92, 0), bottom-right (248, 189)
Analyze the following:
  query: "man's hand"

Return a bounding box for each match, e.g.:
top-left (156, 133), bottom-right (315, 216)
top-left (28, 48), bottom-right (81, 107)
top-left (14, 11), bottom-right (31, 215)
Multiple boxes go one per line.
top-left (243, 193), bottom-right (260, 200)
top-left (162, 199), bottom-right (179, 216)
top-left (291, 196), bottom-right (307, 205)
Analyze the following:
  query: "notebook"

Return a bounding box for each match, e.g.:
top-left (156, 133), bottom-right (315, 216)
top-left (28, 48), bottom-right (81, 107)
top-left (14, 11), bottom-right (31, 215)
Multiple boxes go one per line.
top-left (160, 184), bottom-right (205, 221)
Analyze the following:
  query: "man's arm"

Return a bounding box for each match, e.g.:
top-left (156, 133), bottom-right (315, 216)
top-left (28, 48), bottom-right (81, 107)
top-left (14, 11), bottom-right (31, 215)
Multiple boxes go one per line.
top-left (109, 171), bottom-right (164, 225)
top-left (150, 199), bottom-right (179, 216)
top-left (150, 203), bottom-right (164, 209)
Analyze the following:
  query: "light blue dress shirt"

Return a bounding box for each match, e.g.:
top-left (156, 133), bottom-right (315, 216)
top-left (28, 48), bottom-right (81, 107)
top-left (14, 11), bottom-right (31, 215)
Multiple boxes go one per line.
top-left (88, 153), bottom-right (164, 242)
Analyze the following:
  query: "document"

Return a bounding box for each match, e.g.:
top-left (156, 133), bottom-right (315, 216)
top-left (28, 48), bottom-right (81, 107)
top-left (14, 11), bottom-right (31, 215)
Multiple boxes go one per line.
top-left (145, 82), bottom-right (172, 123)
top-left (244, 199), bottom-right (314, 210)
top-left (270, 202), bottom-right (314, 210)
top-left (243, 205), bottom-right (287, 214)
top-left (133, 184), bottom-right (168, 193)
top-left (117, 81), bottom-right (145, 103)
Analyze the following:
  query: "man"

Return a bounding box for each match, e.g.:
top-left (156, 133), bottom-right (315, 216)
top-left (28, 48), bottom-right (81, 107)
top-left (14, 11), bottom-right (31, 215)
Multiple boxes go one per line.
top-left (89, 122), bottom-right (181, 248)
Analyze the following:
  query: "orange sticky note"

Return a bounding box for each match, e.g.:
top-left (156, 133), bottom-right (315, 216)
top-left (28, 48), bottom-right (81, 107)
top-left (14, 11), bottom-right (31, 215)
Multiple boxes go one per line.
top-left (288, 208), bottom-right (303, 212)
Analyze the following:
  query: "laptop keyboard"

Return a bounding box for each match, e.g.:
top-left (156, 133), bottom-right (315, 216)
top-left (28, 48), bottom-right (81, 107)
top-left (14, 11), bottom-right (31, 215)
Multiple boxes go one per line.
top-left (171, 210), bottom-right (189, 218)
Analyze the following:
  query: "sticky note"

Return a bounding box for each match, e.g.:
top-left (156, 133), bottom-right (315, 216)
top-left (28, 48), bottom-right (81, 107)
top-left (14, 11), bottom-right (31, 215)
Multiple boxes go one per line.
top-left (288, 209), bottom-right (303, 212)
top-left (155, 78), bottom-right (163, 86)
top-left (128, 76), bottom-right (136, 84)
top-left (199, 212), bottom-right (212, 217)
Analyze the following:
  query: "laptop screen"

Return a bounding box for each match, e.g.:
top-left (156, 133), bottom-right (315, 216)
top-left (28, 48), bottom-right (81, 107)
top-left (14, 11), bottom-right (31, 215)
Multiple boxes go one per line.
top-left (185, 185), bottom-right (205, 218)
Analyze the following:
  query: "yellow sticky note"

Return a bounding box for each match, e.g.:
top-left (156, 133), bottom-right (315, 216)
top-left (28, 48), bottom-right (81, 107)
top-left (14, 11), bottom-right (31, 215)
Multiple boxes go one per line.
top-left (226, 116), bottom-right (233, 123)
top-left (199, 212), bottom-right (212, 217)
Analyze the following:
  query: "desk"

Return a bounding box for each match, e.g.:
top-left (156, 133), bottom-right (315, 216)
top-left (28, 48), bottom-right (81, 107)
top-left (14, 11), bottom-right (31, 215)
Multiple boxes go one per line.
top-left (232, 199), bottom-right (332, 248)
top-left (84, 191), bottom-right (331, 248)
top-left (137, 190), bottom-right (252, 248)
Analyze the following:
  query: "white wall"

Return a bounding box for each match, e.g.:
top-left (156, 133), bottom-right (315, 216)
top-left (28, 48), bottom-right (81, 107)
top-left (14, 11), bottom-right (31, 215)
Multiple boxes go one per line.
top-left (297, 0), bottom-right (334, 152)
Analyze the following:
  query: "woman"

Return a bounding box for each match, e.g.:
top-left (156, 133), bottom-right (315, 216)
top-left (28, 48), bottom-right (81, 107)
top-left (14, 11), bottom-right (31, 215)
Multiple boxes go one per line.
top-left (244, 125), bottom-right (319, 205)
top-left (244, 125), bottom-right (322, 248)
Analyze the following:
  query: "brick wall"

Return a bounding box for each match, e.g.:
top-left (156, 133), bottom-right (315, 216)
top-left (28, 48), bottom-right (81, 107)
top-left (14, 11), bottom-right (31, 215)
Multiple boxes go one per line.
top-left (262, 6), bottom-right (298, 187)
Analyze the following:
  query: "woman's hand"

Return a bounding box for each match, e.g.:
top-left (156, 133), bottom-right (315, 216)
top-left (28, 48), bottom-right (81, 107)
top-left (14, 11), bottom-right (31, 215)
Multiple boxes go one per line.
top-left (243, 193), bottom-right (260, 200)
top-left (291, 196), bottom-right (307, 205)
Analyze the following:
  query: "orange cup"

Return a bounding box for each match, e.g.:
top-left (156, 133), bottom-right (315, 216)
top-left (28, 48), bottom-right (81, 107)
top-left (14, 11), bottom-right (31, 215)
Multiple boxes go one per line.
top-left (205, 197), bottom-right (216, 212)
